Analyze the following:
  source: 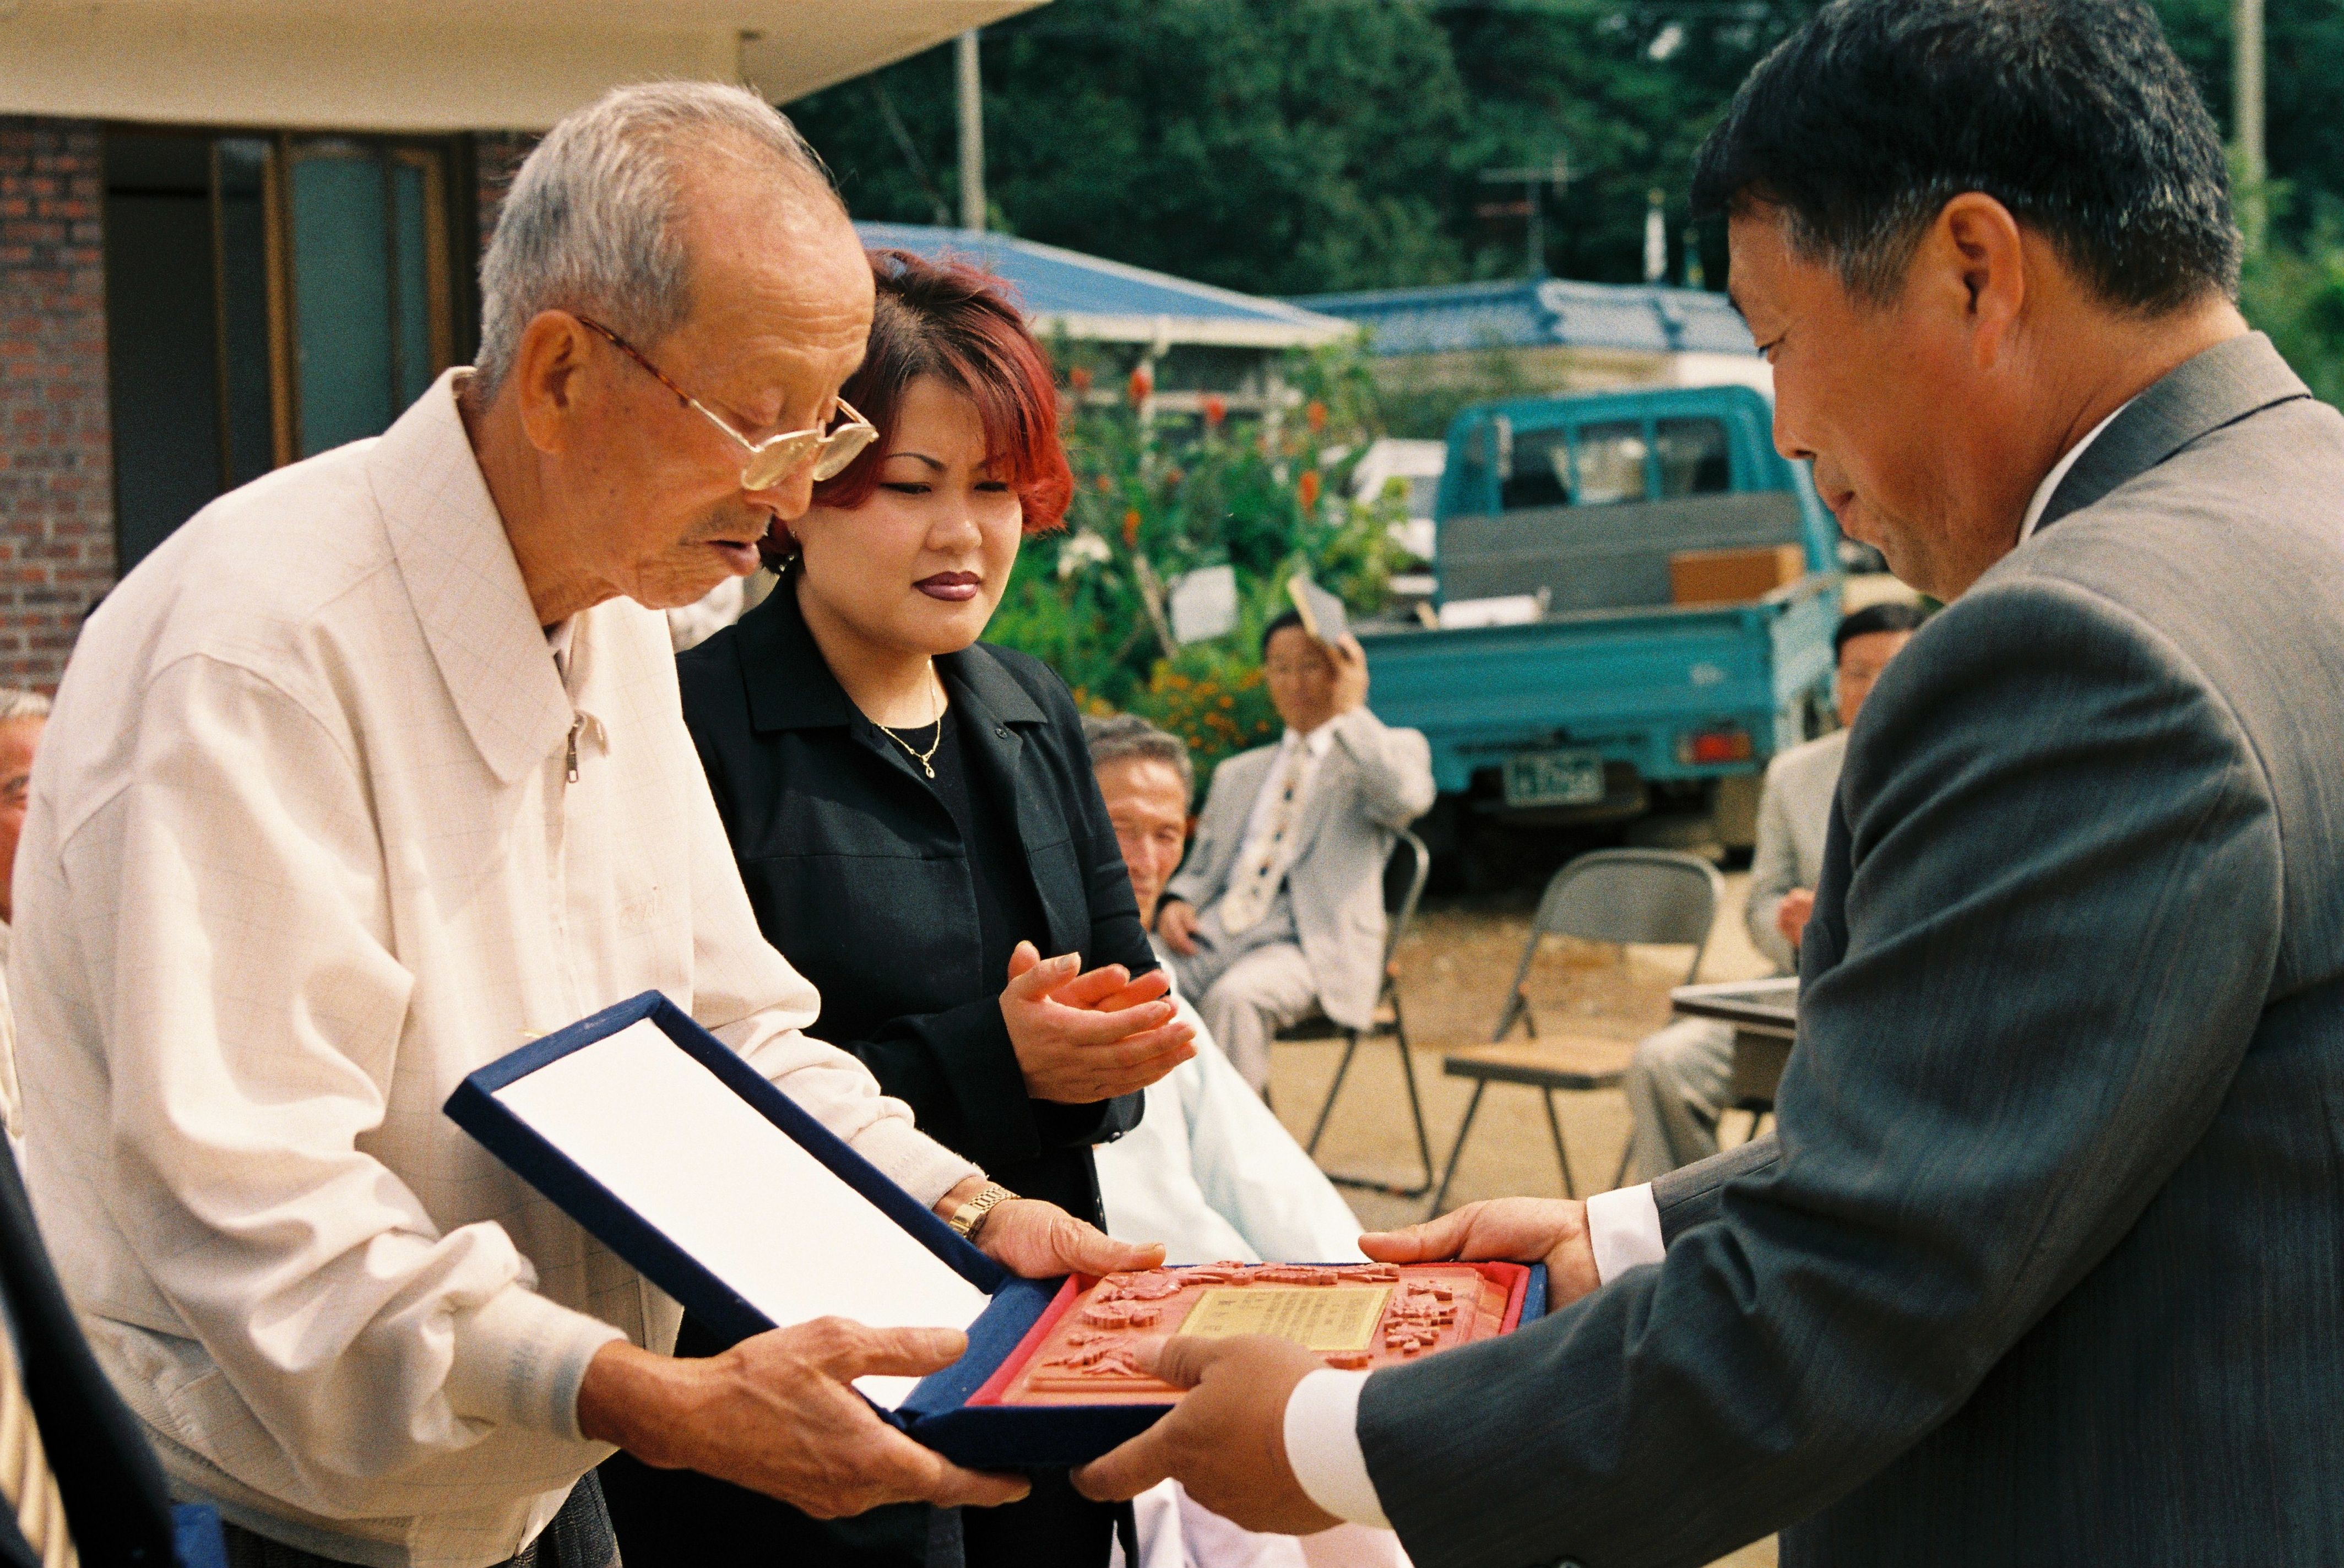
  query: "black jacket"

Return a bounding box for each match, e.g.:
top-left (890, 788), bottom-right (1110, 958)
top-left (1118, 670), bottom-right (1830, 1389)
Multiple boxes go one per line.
top-left (676, 579), bottom-right (1151, 1223)
top-left (0, 1140), bottom-right (178, 1568)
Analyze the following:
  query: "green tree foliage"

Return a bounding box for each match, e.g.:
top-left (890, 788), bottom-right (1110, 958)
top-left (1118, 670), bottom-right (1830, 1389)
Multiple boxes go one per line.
top-left (793, 1), bottom-right (2344, 311)
top-left (2239, 215), bottom-right (2344, 407)
top-left (788, 0), bottom-right (1813, 293)
top-left (794, 0), bottom-right (1475, 295)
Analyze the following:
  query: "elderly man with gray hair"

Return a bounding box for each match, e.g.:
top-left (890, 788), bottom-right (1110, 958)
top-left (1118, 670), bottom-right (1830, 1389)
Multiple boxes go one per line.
top-left (12, 83), bottom-right (1147, 1568)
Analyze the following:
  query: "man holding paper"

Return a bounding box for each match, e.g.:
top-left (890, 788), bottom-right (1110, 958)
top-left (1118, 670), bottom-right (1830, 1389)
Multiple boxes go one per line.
top-left (12, 83), bottom-right (1153, 1568)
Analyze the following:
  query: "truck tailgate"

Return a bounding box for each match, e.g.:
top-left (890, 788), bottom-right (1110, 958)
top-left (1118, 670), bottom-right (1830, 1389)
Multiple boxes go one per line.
top-left (1359, 576), bottom-right (1838, 792)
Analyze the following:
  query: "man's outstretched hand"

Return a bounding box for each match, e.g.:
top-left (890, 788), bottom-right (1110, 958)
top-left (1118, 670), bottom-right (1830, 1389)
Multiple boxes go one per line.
top-left (1072, 1334), bottom-right (1340, 1534)
top-left (1072, 1200), bottom-right (1608, 1530)
top-left (1362, 1196), bottom-right (1602, 1312)
top-left (577, 1320), bottom-right (1028, 1518)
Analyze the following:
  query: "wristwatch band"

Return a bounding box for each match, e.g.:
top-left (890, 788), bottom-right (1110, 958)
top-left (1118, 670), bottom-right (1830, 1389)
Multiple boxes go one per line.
top-left (946, 1181), bottom-right (1015, 1240)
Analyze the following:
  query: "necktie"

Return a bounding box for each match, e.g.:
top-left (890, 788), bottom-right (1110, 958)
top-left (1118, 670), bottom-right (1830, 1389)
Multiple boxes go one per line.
top-left (0, 1316), bottom-right (77, 1568)
top-left (1217, 745), bottom-right (1307, 935)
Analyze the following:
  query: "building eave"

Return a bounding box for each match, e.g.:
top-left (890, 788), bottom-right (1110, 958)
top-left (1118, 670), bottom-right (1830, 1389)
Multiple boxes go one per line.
top-left (0, 1), bottom-right (1047, 133)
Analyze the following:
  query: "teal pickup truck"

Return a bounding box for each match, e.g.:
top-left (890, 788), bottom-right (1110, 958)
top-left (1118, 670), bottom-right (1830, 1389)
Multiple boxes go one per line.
top-left (1359, 383), bottom-right (1842, 862)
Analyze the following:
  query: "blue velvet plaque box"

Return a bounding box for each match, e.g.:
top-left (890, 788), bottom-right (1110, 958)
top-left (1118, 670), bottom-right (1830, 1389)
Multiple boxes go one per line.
top-left (446, 989), bottom-right (1546, 1468)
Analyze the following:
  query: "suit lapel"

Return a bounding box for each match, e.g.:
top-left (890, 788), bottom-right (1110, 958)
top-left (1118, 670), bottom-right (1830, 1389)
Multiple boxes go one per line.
top-left (1287, 739), bottom-right (1349, 860)
top-left (2038, 333), bottom-right (2310, 533)
top-left (1203, 747), bottom-right (1278, 890)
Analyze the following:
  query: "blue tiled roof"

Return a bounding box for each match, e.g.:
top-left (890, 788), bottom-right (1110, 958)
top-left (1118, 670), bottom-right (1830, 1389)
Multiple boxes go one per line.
top-left (855, 222), bottom-right (1354, 349)
top-left (1290, 278), bottom-right (1757, 359)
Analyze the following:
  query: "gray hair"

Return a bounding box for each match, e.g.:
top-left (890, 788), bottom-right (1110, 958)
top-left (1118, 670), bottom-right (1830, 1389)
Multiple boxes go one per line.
top-left (475, 81), bottom-right (840, 399)
top-left (1082, 712), bottom-right (1194, 797)
top-left (0, 688), bottom-right (50, 724)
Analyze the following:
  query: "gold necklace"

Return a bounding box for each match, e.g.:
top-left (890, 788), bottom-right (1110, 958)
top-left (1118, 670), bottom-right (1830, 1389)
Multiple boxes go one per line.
top-left (875, 667), bottom-right (947, 779)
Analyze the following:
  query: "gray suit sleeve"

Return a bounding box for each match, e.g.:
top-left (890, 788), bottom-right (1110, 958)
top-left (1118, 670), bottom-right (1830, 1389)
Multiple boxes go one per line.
top-left (1355, 576), bottom-right (2283, 1568)
top-left (1743, 756), bottom-right (1800, 974)
top-left (1328, 707), bottom-right (1435, 828)
top-left (1651, 1133), bottom-right (1778, 1243)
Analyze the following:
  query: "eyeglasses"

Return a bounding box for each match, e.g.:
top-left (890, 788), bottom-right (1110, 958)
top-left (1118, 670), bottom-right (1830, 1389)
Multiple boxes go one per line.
top-left (574, 315), bottom-right (879, 490)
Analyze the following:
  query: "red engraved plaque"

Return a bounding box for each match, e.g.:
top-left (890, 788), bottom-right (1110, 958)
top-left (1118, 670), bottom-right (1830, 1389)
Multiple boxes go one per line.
top-left (976, 1261), bottom-right (1526, 1408)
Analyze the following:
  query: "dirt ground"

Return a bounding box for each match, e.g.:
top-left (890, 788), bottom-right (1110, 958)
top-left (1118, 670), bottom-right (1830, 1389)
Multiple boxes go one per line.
top-left (1264, 872), bottom-right (1781, 1568)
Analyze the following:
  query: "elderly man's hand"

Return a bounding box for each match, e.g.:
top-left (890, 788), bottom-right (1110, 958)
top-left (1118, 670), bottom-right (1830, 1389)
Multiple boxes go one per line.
top-left (1072, 1334), bottom-right (1339, 1534)
top-left (1001, 941), bottom-right (1195, 1102)
top-left (1361, 1197), bottom-right (1601, 1312)
top-left (577, 1322), bottom-right (1027, 1517)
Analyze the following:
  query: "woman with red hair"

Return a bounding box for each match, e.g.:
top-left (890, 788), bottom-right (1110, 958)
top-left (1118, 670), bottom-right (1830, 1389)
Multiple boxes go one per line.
top-left (601, 251), bottom-right (1191, 1568)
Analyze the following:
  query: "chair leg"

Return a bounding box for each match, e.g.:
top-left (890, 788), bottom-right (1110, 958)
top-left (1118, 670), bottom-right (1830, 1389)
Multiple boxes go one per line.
top-left (1391, 1023), bottom-right (1435, 1198)
top-left (1542, 1088), bottom-right (1577, 1199)
top-left (1315, 1028), bottom-right (1439, 1200)
top-left (1426, 1081), bottom-right (1488, 1218)
top-left (1306, 1035), bottom-right (1363, 1157)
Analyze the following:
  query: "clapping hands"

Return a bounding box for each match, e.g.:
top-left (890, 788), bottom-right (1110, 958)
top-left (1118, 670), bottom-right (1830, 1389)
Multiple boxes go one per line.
top-left (999, 940), bottom-right (1195, 1103)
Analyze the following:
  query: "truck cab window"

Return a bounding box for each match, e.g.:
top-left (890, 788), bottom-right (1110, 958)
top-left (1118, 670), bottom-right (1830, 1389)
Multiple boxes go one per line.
top-left (1571, 421), bottom-right (1650, 506)
top-left (1656, 418), bottom-right (1732, 497)
top-left (1501, 427), bottom-right (1572, 511)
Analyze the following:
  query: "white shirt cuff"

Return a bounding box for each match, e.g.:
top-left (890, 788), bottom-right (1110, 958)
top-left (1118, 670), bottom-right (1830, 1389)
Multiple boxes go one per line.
top-left (444, 1285), bottom-right (627, 1440)
top-left (1281, 1369), bottom-right (1389, 1528)
top-left (1586, 1182), bottom-right (1667, 1283)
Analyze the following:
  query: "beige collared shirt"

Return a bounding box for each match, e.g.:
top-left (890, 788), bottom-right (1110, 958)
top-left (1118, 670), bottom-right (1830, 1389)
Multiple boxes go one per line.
top-left (11, 372), bottom-right (979, 1568)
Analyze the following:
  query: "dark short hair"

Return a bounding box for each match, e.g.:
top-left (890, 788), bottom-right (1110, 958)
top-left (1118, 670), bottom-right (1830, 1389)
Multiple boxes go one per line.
top-left (804, 248), bottom-right (1072, 533)
top-left (1691, 0), bottom-right (2238, 313)
top-left (1260, 609), bottom-right (1307, 658)
top-left (1835, 600), bottom-right (1927, 660)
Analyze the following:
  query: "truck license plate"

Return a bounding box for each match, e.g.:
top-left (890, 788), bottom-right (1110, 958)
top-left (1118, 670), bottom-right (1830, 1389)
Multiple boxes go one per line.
top-left (1502, 748), bottom-right (1607, 808)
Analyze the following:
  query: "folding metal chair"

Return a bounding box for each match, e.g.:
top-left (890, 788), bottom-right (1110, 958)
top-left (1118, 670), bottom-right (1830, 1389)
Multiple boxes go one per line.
top-left (1428, 848), bottom-right (1723, 1216)
top-left (1277, 828), bottom-right (1436, 1198)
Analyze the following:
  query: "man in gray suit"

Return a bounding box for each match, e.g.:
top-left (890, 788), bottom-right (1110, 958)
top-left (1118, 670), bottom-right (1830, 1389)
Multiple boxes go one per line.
top-left (1625, 602), bottom-right (1919, 1180)
top-left (1155, 612), bottom-right (1434, 1091)
top-left (1075, 2), bottom-right (2344, 1562)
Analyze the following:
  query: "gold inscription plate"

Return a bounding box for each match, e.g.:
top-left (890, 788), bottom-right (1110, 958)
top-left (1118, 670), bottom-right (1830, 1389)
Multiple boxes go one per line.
top-left (1176, 1285), bottom-right (1393, 1352)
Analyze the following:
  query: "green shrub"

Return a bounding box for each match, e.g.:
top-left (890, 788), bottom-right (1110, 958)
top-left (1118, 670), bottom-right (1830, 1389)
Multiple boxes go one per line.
top-left (992, 340), bottom-right (1410, 792)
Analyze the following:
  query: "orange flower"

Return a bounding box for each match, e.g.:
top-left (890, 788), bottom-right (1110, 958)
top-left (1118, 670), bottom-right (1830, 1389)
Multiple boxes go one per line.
top-left (1122, 508), bottom-right (1142, 546)
top-left (1095, 473), bottom-right (1113, 492)
top-left (1297, 469), bottom-right (1322, 510)
top-left (1306, 399), bottom-right (1328, 433)
top-left (1070, 365), bottom-right (1093, 392)
top-left (1202, 394), bottom-right (1227, 429)
top-left (1128, 364), bottom-right (1154, 405)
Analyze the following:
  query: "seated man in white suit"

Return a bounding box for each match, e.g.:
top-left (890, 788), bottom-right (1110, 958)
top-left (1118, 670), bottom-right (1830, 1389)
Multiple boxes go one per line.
top-left (1155, 614), bottom-right (1435, 1093)
top-left (1086, 713), bottom-right (1401, 1568)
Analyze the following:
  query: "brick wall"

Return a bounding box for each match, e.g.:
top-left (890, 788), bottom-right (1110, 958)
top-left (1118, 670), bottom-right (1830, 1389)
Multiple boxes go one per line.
top-left (0, 117), bottom-right (110, 693)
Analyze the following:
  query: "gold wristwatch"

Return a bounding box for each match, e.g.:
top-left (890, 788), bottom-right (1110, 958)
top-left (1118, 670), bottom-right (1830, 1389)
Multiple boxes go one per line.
top-left (946, 1181), bottom-right (1016, 1241)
